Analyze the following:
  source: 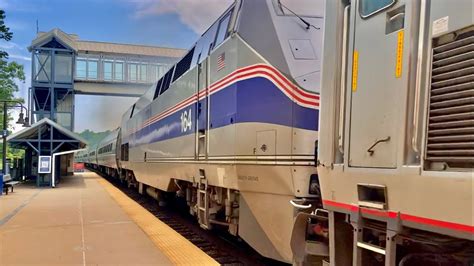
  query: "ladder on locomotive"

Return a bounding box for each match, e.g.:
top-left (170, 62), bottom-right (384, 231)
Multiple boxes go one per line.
top-left (351, 210), bottom-right (399, 266)
top-left (197, 169), bottom-right (210, 229)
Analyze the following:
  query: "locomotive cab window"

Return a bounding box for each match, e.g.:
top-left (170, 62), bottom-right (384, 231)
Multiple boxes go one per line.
top-left (172, 47), bottom-right (195, 83)
top-left (153, 78), bottom-right (163, 100)
top-left (214, 10), bottom-right (232, 48)
top-left (359, 0), bottom-right (396, 18)
top-left (159, 67), bottom-right (175, 95)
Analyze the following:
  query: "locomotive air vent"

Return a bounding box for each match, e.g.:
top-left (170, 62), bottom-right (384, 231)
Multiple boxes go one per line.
top-left (426, 25), bottom-right (474, 170)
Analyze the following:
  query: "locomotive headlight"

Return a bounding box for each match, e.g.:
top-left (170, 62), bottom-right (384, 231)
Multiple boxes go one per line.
top-left (309, 174), bottom-right (320, 195)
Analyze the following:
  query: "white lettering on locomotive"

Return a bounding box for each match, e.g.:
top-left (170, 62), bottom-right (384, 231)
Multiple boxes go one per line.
top-left (180, 109), bottom-right (192, 133)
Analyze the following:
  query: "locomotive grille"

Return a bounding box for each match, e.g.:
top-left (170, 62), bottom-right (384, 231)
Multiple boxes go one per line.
top-left (426, 26), bottom-right (474, 169)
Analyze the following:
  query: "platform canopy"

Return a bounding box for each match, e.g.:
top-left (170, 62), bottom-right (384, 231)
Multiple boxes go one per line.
top-left (7, 118), bottom-right (87, 154)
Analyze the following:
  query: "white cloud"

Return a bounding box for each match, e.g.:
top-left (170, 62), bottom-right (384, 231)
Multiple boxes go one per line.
top-left (9, 54), bottom-right (31, 61)
top-left (0, 41), bottom-right (30, 61)
top-left (128, 0), bottom-right (234, 34)
top-left (0, 41), bottom-right (24, 51)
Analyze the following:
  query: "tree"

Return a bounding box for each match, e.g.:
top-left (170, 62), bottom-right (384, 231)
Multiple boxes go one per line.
top-left (0, 9), bottom-right (25, 103)
top-left (0, 9), bottom-right (26, 168)
top-left (0, 10), bottom-right (12, 60)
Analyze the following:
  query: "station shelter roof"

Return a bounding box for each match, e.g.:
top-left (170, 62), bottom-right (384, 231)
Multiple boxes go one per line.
top-left (7, 118), bottom-right (88, 154)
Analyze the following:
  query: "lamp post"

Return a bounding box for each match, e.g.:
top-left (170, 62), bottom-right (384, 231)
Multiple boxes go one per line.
top-left (1, 100), bottom-right (30, 175)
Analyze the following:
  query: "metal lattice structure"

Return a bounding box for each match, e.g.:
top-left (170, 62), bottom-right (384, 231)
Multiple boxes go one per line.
top-left (28, 28), bottom-right (186, 130)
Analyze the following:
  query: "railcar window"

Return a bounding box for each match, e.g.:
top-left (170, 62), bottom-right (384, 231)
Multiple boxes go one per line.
top-left (153, 78), bottom-right (163, 100)
top-left (274, 0), bottom-right (324, 18)
top-left (160, 70), bottom-right (170, 95)
top-left (121, 143), bottom-right (129, 161)
top-left (360, 0), bottom-right (395, 18)
top-left (198, 23), bottom-right (219, 65)
top-left (173, 47), bottom-right (195, 83)
top-left (214, 12), bottom-right (232, 48)
top-left (160, 67), bottom-right (175, 95)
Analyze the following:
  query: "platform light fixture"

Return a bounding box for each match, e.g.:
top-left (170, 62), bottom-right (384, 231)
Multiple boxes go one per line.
top-left (14, 104), bottom-right (30, 127)
top-left (16, 112), bottom-right (25, 124)
top-left (23, 115), bottom-right (30, 127)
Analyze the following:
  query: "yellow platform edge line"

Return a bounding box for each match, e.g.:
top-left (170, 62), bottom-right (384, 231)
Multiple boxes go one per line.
top-left (95, 177), bottom-right (219, 266)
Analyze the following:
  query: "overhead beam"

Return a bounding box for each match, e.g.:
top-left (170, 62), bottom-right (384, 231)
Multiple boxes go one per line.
top-left (74, 82), bottom-right (150, 97)
top-left (9, 139), bottom-right (80, 143)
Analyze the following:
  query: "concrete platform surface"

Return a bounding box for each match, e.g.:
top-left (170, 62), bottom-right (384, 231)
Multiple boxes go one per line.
top-left (0, 173), bottom-right (173, 265)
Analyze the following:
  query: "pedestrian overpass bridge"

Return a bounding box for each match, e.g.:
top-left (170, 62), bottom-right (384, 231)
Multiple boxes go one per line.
top-left (28, 28), bottom-right (186, 130)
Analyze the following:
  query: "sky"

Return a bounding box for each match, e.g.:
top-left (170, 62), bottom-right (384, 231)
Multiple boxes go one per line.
top-left (0, 0), bottom-right (232, 132)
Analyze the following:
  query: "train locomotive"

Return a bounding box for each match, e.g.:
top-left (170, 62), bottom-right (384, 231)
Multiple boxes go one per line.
top-left (78, 0), bottom-right (325, 263)
top-left (78, 0), bottom-right (474, 264)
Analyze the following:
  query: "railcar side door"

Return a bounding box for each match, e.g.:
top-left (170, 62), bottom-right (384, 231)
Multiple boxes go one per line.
top-left (196, 59), bottom-right (209, 159)
top-left (116, 129), bottom-right (122, 172)
top-left (347, 0), bottom-right (418, 168)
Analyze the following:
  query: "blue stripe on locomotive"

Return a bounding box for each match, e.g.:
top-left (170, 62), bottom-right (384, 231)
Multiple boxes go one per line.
top-left (130, 77), bottom-right (318, 147)
top-left (210, 77), bottom-right (318, 131)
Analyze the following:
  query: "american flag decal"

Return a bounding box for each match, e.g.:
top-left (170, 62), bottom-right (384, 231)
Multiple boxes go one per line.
top-left (217, 52), bottom-right (226, 71)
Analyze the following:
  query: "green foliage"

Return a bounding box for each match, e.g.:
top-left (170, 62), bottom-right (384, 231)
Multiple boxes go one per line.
top-left (0, 8), bottom-right (26, 128)
top-left (0, 9), bottom-right (26, 169)
top-left (0, 60), bottom-right (26, 108)
top-left (0, 144), bottom-right (24, 169)
top-left (0, 10), bottom-right (12, 59)
top-left (78, 129), bottom-right (111, 146)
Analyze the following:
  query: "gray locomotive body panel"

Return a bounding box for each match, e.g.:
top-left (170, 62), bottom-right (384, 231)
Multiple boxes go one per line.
top-left (318, 0), bottom-right (474, 246)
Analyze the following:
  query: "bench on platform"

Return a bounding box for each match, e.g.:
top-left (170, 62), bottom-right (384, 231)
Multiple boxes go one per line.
top-left (2, 174), bottom-right (20, 195)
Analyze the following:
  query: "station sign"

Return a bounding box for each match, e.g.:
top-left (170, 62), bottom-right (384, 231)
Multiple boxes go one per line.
top-left (38, 156), bottom-right (52, 174)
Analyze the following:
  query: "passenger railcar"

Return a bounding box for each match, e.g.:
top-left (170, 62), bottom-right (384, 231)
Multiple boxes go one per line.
top-left (86, 145), bottom-right (97, 168)
top-left (75, 150), bottom-right (89, 164)
top-left (96, 128), bottom-right (120, 177)
top-left (84, 0), bottom-right (325, 262)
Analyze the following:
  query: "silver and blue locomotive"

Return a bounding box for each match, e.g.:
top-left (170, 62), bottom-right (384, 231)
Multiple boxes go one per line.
top-left (79, 0), bottom-right (324, 262)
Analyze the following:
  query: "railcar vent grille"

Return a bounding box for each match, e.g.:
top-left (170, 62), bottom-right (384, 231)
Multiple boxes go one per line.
top-left (426, 26), bottom-right (474, 169)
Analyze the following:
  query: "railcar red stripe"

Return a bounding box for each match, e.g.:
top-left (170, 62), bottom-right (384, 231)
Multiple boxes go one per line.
top-left (209, 70), bottom-right (319, 106)
top-left (136, 64), bottom-right (320, 132)
top-left (400, 213), bottom-right (474, 234)
top-left (323, 200), bottom-right (474, 234)
top-left (257, 64), bottom-right (320, 100)
top-left (209, 64), bottom-right (319, 101)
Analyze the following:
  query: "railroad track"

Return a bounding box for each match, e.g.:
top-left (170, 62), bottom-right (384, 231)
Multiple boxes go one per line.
top-left (93, 170), bottom-right (288, 266)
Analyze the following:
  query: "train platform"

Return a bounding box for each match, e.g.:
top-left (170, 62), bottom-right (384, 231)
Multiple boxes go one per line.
top-left (0, 172), bottom-right (218, 265)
